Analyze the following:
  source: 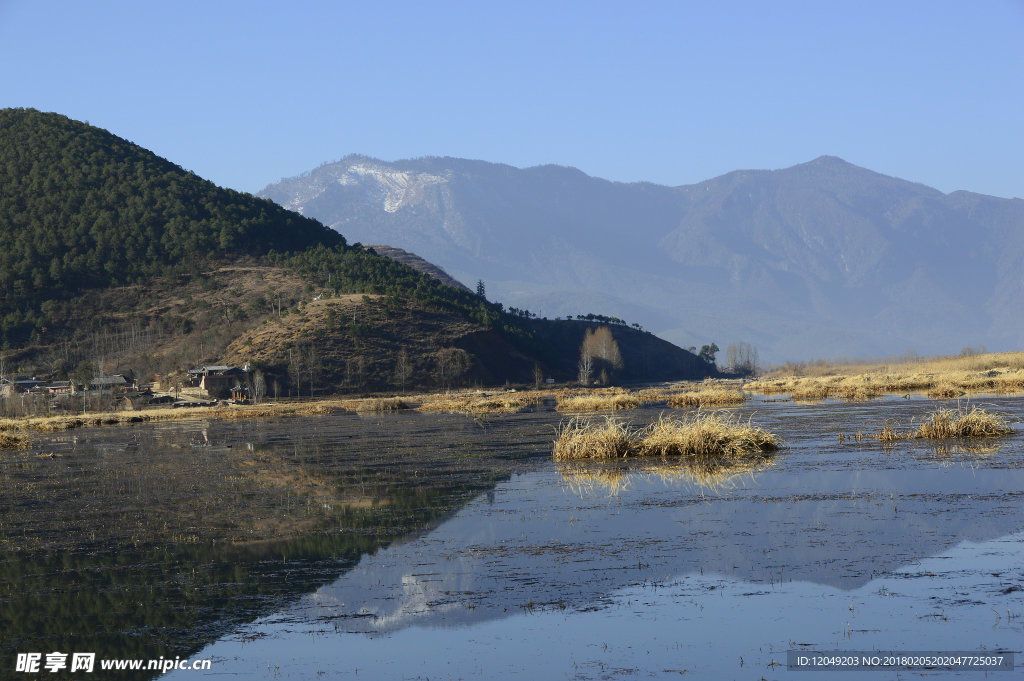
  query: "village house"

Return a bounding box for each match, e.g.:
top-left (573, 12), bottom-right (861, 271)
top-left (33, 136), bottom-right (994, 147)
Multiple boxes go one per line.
top-left (87, 375), bottom-right (132, 392)
top-left (188, 365), bottom-right (249, 398)
top-left (46, 380), bottom-right (73, 395)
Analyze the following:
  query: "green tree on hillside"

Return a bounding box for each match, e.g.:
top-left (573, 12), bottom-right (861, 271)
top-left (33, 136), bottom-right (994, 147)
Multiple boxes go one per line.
top-left (698, 343), bottom-right (719, 366)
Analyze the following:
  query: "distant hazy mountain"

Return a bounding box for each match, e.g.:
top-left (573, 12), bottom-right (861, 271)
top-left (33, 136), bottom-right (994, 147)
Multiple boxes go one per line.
top-left (260, 155), bottom-right (1024, 362)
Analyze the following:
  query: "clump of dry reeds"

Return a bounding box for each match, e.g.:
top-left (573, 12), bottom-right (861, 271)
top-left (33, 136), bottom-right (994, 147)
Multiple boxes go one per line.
top-left (666, 388), bottom-right (746, 408)
top-left (552, 417), bottom-right (633, 460)
top-left (867, 405), bottom-right (1014, 442)
top-left (354, 397), bottom-right (410, 412)
top-left (790, 385), bottom-right (832, 401)
top-left (633, 388), bottom-right (673, 403)
top-left (926, 385), bottom-right (965, 399)
top-left (913, 406), bottom-right (1014, 439)
top-left (552, 413), bottom-right (781, 461)
top-left (835, 386), bottom-right (883, 402)
top-left (636, 413), bottom-right (780, 458)
top-left (418, 392), bottom-right (543, 415)
top-left (556, 393), bottom-right (641, 412)
top-left (876, 422), bottom-right (901, 442)
top-left (0, 431), bottom-right (30, 449)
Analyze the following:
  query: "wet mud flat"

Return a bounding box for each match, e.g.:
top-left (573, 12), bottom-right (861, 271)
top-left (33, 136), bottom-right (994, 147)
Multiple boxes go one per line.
top-left (2, 396), bottom-right (1023, 679)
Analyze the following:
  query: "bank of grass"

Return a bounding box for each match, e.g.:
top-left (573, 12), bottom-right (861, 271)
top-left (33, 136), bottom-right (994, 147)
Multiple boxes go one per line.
top-left (790, 385), bottom-right (832, 402)
top-left (666, 388), bottom-right (746, 408)
top-left (552, 412), bottom-right (781, 461)
top-left (0, 400), bottom-right (354, 435)
top-left (556, 392), bottom-right (641, 412)
top-left (748, 350), bottom-right (1024, 399)
top-left (354, 397), bottom-right (411, 413)
top-left (0, 386), bottom-right (546, 434)
top-left (417, 391), bottom-right (546, 415)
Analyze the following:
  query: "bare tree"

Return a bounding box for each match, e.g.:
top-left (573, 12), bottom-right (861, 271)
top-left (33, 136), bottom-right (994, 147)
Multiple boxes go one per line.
top-left (307, 344), bottom-right (320, 398)
top-left (287, 348), bottom-right (303, 397)
top-left (577, 346), bottom-right (593, 385)
top-left (434, 348), bottom-right (471, 389)
top-left (591, 326), bottom-right (624, 370)
top-left (532, 362), bottom-right (544, 389)
top-left (346, 355), bottom-right (367, 391)
top-left (579, 326), bottom-right (622, 384)
top-left (724, 342), bottom-right (759, 376)
top-left (392, 347), bottom-right (412, 392)
top-left (252, 371), bottom-right (266, 404)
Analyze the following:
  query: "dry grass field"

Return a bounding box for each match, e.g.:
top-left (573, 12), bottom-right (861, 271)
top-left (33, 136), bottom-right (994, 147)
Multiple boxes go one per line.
top-left (747, 351), bottom-right (1024, 400)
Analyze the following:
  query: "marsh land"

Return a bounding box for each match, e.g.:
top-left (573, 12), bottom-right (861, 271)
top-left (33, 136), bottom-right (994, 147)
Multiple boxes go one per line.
top-left (2, 387), bottom-right (1022, 680)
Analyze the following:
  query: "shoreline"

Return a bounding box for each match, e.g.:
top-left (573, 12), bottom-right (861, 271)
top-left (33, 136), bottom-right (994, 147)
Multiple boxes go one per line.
top-left (2, 362), bottom-right (1024, 448)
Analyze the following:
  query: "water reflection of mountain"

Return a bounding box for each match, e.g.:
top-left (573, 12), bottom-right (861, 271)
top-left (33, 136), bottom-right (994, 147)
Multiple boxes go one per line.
top-left (0, 412), bottom-right (545, 680)
top-left (287, 454), bottom-right (1024, 635)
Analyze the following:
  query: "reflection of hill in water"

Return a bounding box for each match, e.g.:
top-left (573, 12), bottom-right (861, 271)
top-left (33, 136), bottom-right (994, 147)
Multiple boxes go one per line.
top-left (289, 450), bottom-right (1024, 635)
top-left (0, 412), bottom-right (539, 680)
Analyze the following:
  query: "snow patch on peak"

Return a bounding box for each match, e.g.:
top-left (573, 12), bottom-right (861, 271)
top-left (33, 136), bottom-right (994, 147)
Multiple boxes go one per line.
top-left (338, 164), bottom-right (447, 213)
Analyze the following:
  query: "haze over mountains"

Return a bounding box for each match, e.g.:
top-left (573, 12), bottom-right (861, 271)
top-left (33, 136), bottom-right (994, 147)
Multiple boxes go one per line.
top-left (261, 156), bottom-right (1024, 363)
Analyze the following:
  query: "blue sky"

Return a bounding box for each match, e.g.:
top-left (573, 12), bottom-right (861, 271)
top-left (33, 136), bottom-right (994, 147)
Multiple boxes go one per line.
top-left (2, 0), bottom-right (1021, 198)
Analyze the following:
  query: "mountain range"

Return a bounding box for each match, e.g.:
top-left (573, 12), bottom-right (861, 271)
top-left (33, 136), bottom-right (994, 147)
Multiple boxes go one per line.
top-left (261, 155), bottom-right (1024, 362)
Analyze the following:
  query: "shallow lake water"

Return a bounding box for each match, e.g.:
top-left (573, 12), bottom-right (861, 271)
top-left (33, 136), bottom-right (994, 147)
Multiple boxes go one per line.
top-left (3, 396), bottom-right (1023, 679)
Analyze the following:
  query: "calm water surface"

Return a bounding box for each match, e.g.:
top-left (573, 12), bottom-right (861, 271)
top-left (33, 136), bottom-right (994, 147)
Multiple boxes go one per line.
top-left (3, 396), bottom-right (1023, 680)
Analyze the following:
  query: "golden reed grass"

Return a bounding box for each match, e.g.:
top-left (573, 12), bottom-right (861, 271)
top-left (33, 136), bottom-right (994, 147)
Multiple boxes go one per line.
top-left (0, 431), bottom-right (31, 449)
top-left (747, 351), bottom-right (1024, 399)
top-left (556, 393), bottom-right (641, 412)
top-left (636, 413), bottom-right (780, 458)
top-left (913, 406), bottom-right (1013, 439)
top-left (864, 405), bottom-right (1014, 442)
top-left (0, 400), bottom-right (355, 435)
top-left (666, 388), bottom-right (746, 408)
top-left (417, 392), bottom-right (544, 415)
top-left (354, 397), bottom-right (411, 412)
top-left (552, 417), bottom-right (633, 460)
top-left (552, 413), bottom-right (781, 461)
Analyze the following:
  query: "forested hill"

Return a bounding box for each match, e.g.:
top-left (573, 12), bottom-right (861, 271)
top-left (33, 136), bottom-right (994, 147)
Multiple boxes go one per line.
top-left (0, 109), bottom-right (347, 341)
top-left (0, 109), bottom-right (497, 349)
top-left (0, 109), bottom-right (707, 389)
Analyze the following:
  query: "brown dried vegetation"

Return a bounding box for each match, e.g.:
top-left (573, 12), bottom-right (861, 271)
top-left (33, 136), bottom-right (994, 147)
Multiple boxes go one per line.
top-left (552, 413), bottom-right (781, 462)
